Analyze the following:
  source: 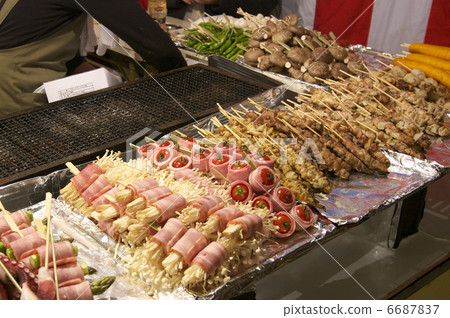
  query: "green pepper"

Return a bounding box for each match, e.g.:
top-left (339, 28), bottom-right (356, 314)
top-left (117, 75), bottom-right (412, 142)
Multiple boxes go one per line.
top-left (230, 49), bottom-right (245, 60)
top-left (0, 242), bottom-right (5, 254)
top-left (223, 40), bottom-right (237, 55)
top-left (226, 46), bottom-right (241, 59)
top-left (219, 38), bottom-right (233, 53)
top-left (210, 33), bottom-right (227, 50)
top-left (193, 42), bottom-right (203, 50)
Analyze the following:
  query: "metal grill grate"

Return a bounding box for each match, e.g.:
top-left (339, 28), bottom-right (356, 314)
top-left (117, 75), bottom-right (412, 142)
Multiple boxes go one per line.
top-left (0, 65), bottom-right (275, 185)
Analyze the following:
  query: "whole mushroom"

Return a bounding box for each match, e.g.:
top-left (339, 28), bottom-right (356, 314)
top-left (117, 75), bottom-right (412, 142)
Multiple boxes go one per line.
top-left (252, 27), bottom-right (272, 41)
top-left (282, 14), bottom-right (299, 26)
top-left (272, 30), bottom-right (293, 44)
top-left (244, 48), bottom-right (265, 67)
top-left (269, 51), bottom-right (290, 68)
top-left (307, 61), bottom-right (331, 79)
top-left (311, 47), bottom-right (334, 64)
top-left (328, 45), bottom-right (348, 62)
top-left (331, 62), bottom-right (351, 80)
top-left (287, 47), bottom-right (311, 64)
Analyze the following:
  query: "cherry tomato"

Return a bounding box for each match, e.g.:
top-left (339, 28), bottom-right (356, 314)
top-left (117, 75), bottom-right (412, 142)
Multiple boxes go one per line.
top-left (230, 161), bottom-right (248, 170)
top-left (277, 187), bottom-right (294, 204)
top-left (140, 143), bottom-right (155, 153)
top-left (296, 205), bottom-right (312, 221)
top-left (193, 148), bottom-right (211, 159)
top-left (156, 149), bottom-right (170, 162)
top-left (252, 197), bottom-right (270, 210)
top-left (231, 184), bottom-right (249, 201)
top-left (255, 153), bottom-right (271, 161)
top-left (157, 140), bottom-right (171, 147)
top-left (221, 141), bottom-right (230, 148)
top-left (274, 214), bottom-right (292, 234)
top-left (260, 168), bottom-right (275, 185)
top-left (236, 146), bottom-right (252, 154)
top-left (182, 137), bottom-right (194, 142)
top-left (212, 154), bottom-right (229, 165)
top-left (172, 156), bottom-right (189, 168)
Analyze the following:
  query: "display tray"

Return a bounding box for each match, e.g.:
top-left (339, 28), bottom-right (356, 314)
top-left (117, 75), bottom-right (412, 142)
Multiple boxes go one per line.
top-left (0, 64), bottom-right (277, 186)
top-left (0, 153), bottom-right (334, 300)
top-left (167, 90), bottom-right (447, 226)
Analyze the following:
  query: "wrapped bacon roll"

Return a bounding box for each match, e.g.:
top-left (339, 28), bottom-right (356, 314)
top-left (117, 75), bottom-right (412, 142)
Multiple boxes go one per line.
top-left (9, 231), bottom-right (45, 260)
top-left (1, 225), bottom-right (36, 250)
top-left (70, 163), bottom-right (103, 193)
top-left (0, 210), bottom-right (32, 235)
top-left (229, 180), bottom-right (253, 204)
top-left (48, 262), bottom-right (85, 287)
top-left (208, 153), bottom-right (232, 183)
top-left (191, 147), bottom-right (213, 171)
top-left (177, 137), bottom-right (197, 151)
top-left (214, 141), bottom-right (236, 155)
top-left (21, 241), bottom-right (78, 270)
top-left (59, 280), bottom-right (93, 300)
top-left (269, 186), bottom-right (296, 212)
top-left (272, 211), bottom-right (296, 238)
top-left (162, 228), bottom-right (208, 275)
top-left (126, 186), bottom-right (172, 215)
top-left (153, 147), bottom-right (178, 170)
top-left (224, 214), bottom-right (262, 240)
top-left (168, 155), bottom-right (192, 172)
top-left (81, 174), bottom-right (113, 205)
top-left (289, 204), bottom-right (318, 231)
top-left (251, 196), bottom-right (274, 214)
top-left (91, 187), bottom-right (119, 208)
top-left (189, 242), bottom-right (228, 277)
top-left (179, 195), bottom-right (224, 224)
top-left (249, 153), bottom-right (275, 170)
top-left (148, 218), bottom-right (187, 264)
top-left (115, 178), bottom-right (159, 205)
top-left (138, 143), bottom-right (159, 160)
top-left (234, 146), bottom-right (254, 161)
top-left (136, 193), bottom-right (187, 224)
top-left (227, 160), bottom-right (252, 183)
top-left (248, 166), bottom-right (277, 194)
top-left (156, 140), bottom-right (175, 149)
top-left (202, 206), bottom-right (244, 237)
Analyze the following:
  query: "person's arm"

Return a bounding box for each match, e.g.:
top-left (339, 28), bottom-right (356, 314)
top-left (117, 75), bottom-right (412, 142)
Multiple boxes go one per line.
top-left (75, 0), bottom-right (186, 72)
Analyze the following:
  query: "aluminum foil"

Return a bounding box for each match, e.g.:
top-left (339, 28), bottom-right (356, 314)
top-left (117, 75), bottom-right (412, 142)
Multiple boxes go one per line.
top-left (167, 93), bottom-right (446, 227)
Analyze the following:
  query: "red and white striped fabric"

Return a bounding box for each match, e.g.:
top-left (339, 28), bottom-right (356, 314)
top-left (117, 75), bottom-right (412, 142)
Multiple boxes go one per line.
top-left (281, 0), bottom-right (449, 54)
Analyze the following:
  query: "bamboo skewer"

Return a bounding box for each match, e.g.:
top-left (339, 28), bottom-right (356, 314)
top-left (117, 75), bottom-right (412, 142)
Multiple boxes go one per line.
top-left (65, 162), bottom-right (80, 176)
top-left (357, 121), bottom-right (379, 134)
top-left (45, 193), bottom-right (60, 300)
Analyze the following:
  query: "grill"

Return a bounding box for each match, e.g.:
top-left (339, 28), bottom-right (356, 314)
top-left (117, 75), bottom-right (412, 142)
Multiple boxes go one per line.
top-left (0, 64), bottom-right (276, 185)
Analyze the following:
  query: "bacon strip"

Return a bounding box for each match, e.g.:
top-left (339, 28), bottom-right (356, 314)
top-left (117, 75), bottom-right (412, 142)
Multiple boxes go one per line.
top-left (70, 163), bottom-right (103, 192)
top-left (248, 166), bottom-right (277, 193)
top-left (48, 262), bottom-right (85, 287)
top-left (138, 186), bottom-right (172, 207)
top-left (170, 229), bottom-right (208, 265)
top-left (210, 206), bottom-right (244, 232)
top-left (188, 195), bottom-right (224, 222)
top-left (126, 179), bottom-right (159, 197)
top-left (81, 175), bottom-right (113, 204)
top-left (227, 161), bottom-right (252, 183)
top-left (36, 267), bottom-right (56, 300)
top-left (152, 193), bottom-right (187, 224)
top-left (91, 187), bottom-right (119, 207)
top-left (228, 214), bottom-right (262, 240)
top-left (191, 242), bottom-right (228, 276)
top-left (150, 218), bottom-right (187, 254)
top-left (10, 231), bottom-right (45, 260)
top-left (59, 280), bottom-right (93, 300)
top-left (1, 225), bottom-right (36, 248)
top-left (97, 220), bottom-right (117, 239)
top-left (21, 241), bottom-right (76, 269)
top-left (0, 210), bottom-right (31, 235)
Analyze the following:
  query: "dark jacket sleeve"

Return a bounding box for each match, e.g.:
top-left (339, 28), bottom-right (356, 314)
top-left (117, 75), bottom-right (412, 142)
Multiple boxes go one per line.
top-left (76, 0), bottom-right (186, 72)
top-left (206, 0), bottom-right (280, 18)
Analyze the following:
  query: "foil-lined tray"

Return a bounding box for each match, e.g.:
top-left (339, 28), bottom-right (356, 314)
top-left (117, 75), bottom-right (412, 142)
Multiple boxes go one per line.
top-left (164, 90), bottom-right (447, 226)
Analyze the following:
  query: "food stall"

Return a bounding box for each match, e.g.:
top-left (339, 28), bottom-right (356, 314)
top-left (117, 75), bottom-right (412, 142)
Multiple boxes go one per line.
top-left (0, 9), bottom-right (448, 301)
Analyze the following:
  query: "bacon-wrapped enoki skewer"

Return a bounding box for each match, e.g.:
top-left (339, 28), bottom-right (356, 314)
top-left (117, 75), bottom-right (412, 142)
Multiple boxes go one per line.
top-left (114, 179), bottom-right (159, 204)
top-left (125, 186), bottom-right (172, 218)
top-left (136, 193), bottom-right (187, 224)
top-left (177, 195), bottom-right (224, 225)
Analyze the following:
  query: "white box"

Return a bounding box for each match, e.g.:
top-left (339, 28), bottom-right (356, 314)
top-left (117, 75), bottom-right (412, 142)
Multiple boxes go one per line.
top-left (42, 68), bottom-right (122, 103)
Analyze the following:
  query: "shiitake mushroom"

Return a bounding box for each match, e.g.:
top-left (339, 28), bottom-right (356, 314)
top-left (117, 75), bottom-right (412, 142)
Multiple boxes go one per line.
top-left (252, 27), bottom-right (272, 41)
top-left (264, 41), bottom-right (285, 53)
top-left (328, 45), bottom-right (348, 62)
top-left (287, 47), bottom-right (310, 64)
top-left (276, 20), bottom-right (288, 31)
top-left (266, 20), bottom-right (277, 33)
top-left (282, 14), bottom-right (299, 26)
top-left (307, 61), bottom-right (331, 78)
top-left (257, 54), bottom-right (273, 71)
top-left (287, 25), bottom-right (309, 37)
top-left (268, 65), bottom-right (284, 73)
top-left (272, 30), bottom-right (293, 44)
top-left (248, 39), bottom-right (262, 48)
top-left (311, 47), bottom-right (334, 64)
top-left (303, 72), bottom-right (319, 84)
top-left (331, 62), bottom-right (351, 79)
top-left (269, 51), bottom-right (289, 68)
top-left (244, 48), bottom-right (265, 66)
top-left (288, 67), bottom-right (304, 80)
